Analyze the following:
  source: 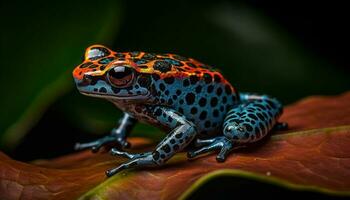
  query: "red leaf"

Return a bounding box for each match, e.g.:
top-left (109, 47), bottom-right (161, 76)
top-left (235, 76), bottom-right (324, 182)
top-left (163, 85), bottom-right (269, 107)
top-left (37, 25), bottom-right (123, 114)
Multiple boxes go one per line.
top-left (1, 92), bottom-right (350, 199)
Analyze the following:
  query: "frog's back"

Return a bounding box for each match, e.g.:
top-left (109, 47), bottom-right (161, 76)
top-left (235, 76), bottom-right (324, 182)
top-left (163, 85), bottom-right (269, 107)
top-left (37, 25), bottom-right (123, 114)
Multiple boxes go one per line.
top-left (130, 52), bottom-right (239, 136)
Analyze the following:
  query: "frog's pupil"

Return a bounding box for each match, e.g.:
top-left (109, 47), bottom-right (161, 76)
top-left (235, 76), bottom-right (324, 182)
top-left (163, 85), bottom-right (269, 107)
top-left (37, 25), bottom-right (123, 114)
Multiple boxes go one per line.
top-left (108, 66), bottom-right (134, 87)
top-left (109, 66), bottom-right (132, 79)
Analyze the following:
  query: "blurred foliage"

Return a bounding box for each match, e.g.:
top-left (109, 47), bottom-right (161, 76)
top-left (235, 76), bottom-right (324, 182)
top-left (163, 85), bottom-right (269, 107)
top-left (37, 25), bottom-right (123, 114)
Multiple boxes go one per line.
top-left (0, 0), bottom-right (349, 155)
top-left (0, 0), bottom-right (121, 149)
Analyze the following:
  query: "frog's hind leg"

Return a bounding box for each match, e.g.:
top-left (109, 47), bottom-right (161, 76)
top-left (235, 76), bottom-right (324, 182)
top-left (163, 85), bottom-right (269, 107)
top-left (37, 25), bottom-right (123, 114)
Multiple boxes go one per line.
top-left (188, 93), bottom-right (287, 162)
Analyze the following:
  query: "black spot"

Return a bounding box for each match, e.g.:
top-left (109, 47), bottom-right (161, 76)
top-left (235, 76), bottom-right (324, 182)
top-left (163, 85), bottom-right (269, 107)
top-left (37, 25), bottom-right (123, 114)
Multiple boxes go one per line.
top-left (159, 83), bottom-right (166, 91)
top-left (111, 87), bottom-right (120, 94)
top-left (179, 100), bottom-right (184, 104)
top-left (266, 100), bottom-right (277, 109)
top-left (99, 57), bottom-right (115, 65)
top-left (114, 52), bottom-right (125, 58)
top-left (256, 104), bottom-right (265, 110)
top-left (170, 139), bottom-right (176, 144)
top-left (176, 90), bottom-right (182, 95)
top-left (183, 79), bottom-right (190, 87)
top-left (160, 154), bottom-right (166, 159)
top-left (138, 65), bottom-right (148, 69)
top-left (79, 62), bottom-right (93, 68)
top-left (165, 58), bottom-right (183, 66)
top-left (244, 124), bottom-right (253, 132)
top-left (213, 109), bottom-right (219, 117)
top-left (189, 75), bottom-right (199, 84)
top-left (154, 108), bottom-right (162, 116)
top-left (195, 85), bottom-right (202, 93)
top-left (262, 112), bottom-right (268, 119)
top-left (142, 53), bottom-right (157, 60)
top-left (173, 55), bottom-right (189, 61)
top-left (168, 116), bottom-right (173, 122)
top-left (207, 85), bottom-right (214, 93)
top-left (248, 114), bottom-right (258, 120)
top-left (203, 73), bottom-right (212, 83)
top-left (244, 133), bottom-right (250, 139)
top-left (132, 58), bottom-right (148, 65)
top-left (255, 127), bottom-right (261, 138)
top-left (161, 144), bottom-right (171, 153)
top-left (152, 74), bottom-right (160, 81)
top-left (93, 88), bottom-right (98, 92)
top-left (129, 51), bottom-right (140, 57)
top-left (153, 60), bottom-right (172, 73)
top-left (222, 96), bottom-right (227, 103)
top-left (99, 87), bottom-right (107, 93)
top-left (199, 98), bottom-right (206, 107)
top-left (185, 93), bottom-right (195, 105)
top-left (172, 95), bottom-right (177, 100)
top-left (175, 132), bottom-right (183, 138)
top-left (88, 64), bottom-right (98, 68)
top-left (191, 107), bottom-right (198, 114)
top-left (173, 144), bottom-right (179, 151)
top-left (186, 62), bottom-right (197, 68)
top-left (152, 151), bottom-right (160, 160)
top-left (179, 107), bottom-right (184, 114)
top-left (210, 97), bottom-right (218, 107)
top-left (225, 84), bottom-right (232, 94)
top-left (100, 65), bottom-right (106, 70)
top-left (214, 74), bottom-right (221, 82)
top-left (257, 113), bottom-right (265, 121)
top-left (167, 98), bottom-right (173, 105)
top-left (259, 122), bottom-right (266, 133)
top-left (220, 106), bottom-right (224, 111)
top-left (199, 111), bottom-right (207, 120)
top-left (205, 121), bottom-right (211, 128)
top-left (165, 90), bottom-right (169, 95)
top-left (164, 76), bottom-right (175, 84)
top-left (137, 75), bottom-right (152, 88)
top-left (216, 87), bottom-right (223, 96)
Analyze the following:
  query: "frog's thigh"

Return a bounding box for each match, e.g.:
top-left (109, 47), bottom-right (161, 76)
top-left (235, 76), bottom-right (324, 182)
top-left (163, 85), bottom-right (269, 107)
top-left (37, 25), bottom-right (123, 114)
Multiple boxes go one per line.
top-left (223, 98), bottom-right (281, 143)
top-left (151, 107), bottom-right (197, 165)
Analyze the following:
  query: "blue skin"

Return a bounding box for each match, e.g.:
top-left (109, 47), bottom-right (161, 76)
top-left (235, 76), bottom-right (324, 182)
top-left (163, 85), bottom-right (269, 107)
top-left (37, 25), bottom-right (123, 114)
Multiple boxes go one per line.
top-left (74, 47), bottom-right (287, 177)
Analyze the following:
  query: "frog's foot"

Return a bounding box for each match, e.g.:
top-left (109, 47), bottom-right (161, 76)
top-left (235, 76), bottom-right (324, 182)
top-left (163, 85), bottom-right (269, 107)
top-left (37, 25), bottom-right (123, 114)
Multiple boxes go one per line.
top-left (75, 135), bottom-right (130, 153)
top-left (188, 136), bottom-right (234, 162)
top-left (105, 152), bottom-right (156, 177)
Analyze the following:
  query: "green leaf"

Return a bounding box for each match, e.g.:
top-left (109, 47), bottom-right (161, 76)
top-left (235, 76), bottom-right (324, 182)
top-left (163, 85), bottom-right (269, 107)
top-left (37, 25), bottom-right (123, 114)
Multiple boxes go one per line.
top-left (0, 0), bottom-right (121, 149)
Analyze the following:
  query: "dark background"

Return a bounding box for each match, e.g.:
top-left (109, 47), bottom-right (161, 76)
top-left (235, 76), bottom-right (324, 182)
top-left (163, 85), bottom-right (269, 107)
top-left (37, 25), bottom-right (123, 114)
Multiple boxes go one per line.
top-left (0, 0), bottom-right (349, 162)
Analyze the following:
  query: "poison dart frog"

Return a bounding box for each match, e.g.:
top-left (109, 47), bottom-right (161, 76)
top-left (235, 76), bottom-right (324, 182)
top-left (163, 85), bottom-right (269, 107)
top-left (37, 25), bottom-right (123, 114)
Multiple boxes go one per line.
top-left (73, 45), bottom-right (287, 177)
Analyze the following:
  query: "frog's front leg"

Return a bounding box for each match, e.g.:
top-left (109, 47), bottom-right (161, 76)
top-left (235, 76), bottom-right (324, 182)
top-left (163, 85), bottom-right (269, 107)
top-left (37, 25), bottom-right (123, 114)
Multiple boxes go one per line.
top-left (188, 93), bottom-right (287, 162)
top-left (75, 113), bottom-right (137, 152)
top-left (105, 106), bottom-right (197, 177)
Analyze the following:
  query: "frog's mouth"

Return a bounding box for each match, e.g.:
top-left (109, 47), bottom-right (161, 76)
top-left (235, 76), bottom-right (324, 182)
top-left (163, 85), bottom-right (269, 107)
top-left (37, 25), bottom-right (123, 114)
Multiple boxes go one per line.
top-left (79, 91), bottom-right (151, 100)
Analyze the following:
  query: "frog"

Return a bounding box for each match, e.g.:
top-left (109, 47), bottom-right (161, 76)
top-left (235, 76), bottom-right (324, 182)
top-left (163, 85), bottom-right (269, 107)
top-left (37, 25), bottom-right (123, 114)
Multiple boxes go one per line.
top-left (72, 45), bottom-right (287, 177)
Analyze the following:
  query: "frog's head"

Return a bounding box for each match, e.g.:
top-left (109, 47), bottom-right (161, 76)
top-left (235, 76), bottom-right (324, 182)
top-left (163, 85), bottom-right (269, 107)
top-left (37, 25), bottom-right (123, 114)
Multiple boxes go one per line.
top-left (72, 45), bottom-right (155, 103)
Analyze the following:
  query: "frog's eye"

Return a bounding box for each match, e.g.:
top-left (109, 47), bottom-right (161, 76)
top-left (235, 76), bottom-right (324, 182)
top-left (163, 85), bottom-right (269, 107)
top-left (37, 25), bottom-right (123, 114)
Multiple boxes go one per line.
top-left (107, 66), bottom-right (134, 88)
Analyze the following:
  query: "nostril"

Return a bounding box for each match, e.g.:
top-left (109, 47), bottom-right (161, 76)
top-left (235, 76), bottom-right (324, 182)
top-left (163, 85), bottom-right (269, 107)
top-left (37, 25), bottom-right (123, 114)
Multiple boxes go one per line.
top-left (77, 74), bottom-right (93, 86)
top-left (83, 74), bottom-right (92, 81)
